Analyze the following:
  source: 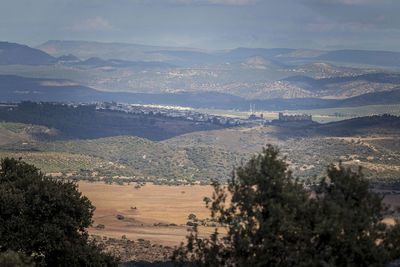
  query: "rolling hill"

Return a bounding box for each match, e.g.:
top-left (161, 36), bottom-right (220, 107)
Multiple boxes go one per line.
top-left (1, 115), bottom-right (400, 185)
top-left (37, 40), bottom-right (400, 68)
top-left (163, 115), bottom-right (400, 183)
top-left (36, 40), bottom-right (201, 63)
top-left (1, 135), bottom-right (245, 183)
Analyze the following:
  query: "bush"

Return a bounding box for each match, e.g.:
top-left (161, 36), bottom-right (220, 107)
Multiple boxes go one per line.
top-left (96, 224), bottom-right (105, 229)
top-left (187, 213), bottom-right (196, 220)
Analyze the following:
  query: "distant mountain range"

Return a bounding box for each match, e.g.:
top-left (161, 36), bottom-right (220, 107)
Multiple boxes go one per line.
top-left (2, 40), bottom-right (398, 69)
top-left (2, 74), bottom-right (400, 110)
top-left (75, 57), bottom-right (174, 69)
top-left (36, 40), bottom-right (400, 68)
top-left (0, 40), bottom-right (400, 110)
top-left (0, 41), bottom-right (174, 69)
top-left (316, 50), bottom-right (400, 68)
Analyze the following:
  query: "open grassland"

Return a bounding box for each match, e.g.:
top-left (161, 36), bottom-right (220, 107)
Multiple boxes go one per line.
top-left (78, 182), bottom-right (216, 246)
top-left (194, 104), bottom-right (400, 123)
top-left (283, 104), bottom-right (400, 123)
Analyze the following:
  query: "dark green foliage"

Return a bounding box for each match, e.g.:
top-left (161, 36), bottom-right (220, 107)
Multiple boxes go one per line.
top-left (173, 145), bottom-right (400, 266)
top-left (0, 250), bottom-right (35, 267)
top-left (0, 158), bottom-right (119, 266)
top-left (307, 165), bottom-right (389, 266)
top-left (96, 224), bottom-right (105, 229)
top-left (203, 197), bottom-right (211, 204)
top-left (188, 214), bottom-right (197, 220)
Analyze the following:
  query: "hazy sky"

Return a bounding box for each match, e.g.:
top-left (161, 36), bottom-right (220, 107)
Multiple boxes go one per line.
top-left (1, 0), bottom-right (399, 51)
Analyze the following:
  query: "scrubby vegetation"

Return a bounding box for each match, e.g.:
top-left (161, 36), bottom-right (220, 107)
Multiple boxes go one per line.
top-left (164, 119), bottom-right (400, 187)
top-left (1, 136), bottom-right (245, 184)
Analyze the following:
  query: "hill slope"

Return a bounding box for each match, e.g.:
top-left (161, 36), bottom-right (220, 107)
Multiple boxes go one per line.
top-left (1, 136), bottom-right (245, 183)
top-left (0, 102), bottom-right (226, 141)
top-left (0, 42), bottom-right (55, 65)
top-left (0, 122), bottom-right (60, 145)
top-left (163, 115), bottom-right (400, 182)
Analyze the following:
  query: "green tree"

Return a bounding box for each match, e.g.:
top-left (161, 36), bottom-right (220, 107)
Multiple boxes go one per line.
top-left (173, 145), bottom-right (400, 266)
top-left (306, 165), bottom-right (389, 266)
top-left (0, 158), bottom-right (118, 266)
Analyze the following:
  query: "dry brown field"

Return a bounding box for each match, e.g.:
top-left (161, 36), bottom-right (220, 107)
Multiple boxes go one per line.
top-left (78, 182), bottom-right (400, 249)
top-left (78, 182), bottom-right (217, 246)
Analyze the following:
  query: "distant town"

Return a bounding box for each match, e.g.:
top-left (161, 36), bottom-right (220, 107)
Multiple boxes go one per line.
top-left (96, 102), bottom-right (312, 125)
top-left (1, 101), bottom-right (313, 126)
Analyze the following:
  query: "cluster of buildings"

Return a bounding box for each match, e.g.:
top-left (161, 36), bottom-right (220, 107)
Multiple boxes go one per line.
top-left (278, 112), bottom-right (312, 122)
top-left (96, 102), bottom-right (313, 126)
top-left (7, 101), bottom-right (312, 126)
top-left (96, 102), bottom-right (249, 126)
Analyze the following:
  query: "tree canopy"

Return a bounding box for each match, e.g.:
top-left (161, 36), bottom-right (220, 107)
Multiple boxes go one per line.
top-left (173, 145), bottom-right (400, 266)
top-left (0, 157), bottom-right (118, 266)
